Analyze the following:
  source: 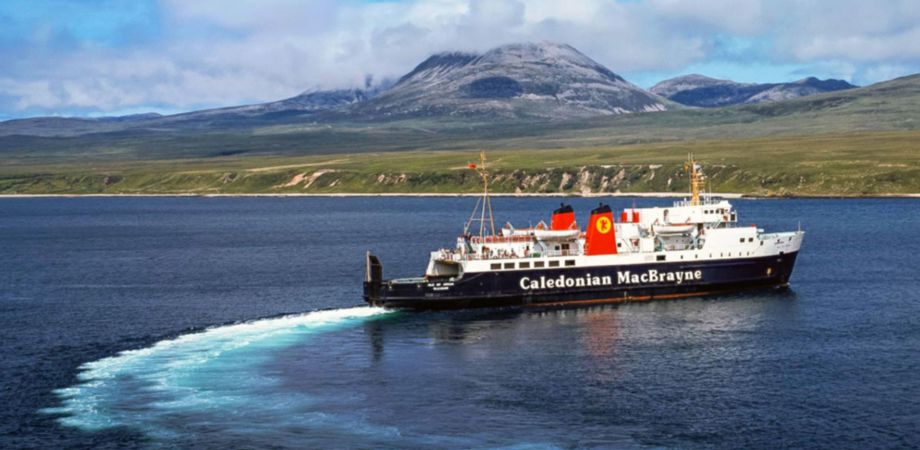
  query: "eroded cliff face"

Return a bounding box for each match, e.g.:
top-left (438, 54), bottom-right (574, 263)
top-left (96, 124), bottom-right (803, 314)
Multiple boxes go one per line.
top-left (266, 164), bottom-right (739, 195)
top-left (6, 161), bottom-right (916, 197)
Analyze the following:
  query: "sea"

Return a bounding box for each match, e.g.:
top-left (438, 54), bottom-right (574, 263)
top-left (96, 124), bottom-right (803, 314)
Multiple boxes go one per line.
top-left (1, 196), bottom-right (918, 449)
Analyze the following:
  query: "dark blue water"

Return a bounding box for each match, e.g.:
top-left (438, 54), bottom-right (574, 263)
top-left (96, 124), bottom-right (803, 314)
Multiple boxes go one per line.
top-left (1, 197), bottom-right (918, 449)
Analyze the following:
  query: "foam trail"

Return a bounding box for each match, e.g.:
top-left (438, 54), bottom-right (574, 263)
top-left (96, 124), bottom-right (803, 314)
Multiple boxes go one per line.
top-left (43, 307), bottom-right (394, 435)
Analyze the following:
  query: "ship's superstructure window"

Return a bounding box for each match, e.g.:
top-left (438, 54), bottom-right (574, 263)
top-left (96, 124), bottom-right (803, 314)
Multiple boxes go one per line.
top-left (534, 261), bottom-right (545, 268)
top-left (491, 263), bottom-right (501, 270)
top-left (749, 238), bottom-right (754, 242)
top-left (549, 260), bottom-right (560, 267)
top-left (565, 260), bottom-right (575, 267)
top-left (504, 262), bottom-right (514, 269)
top-left (740, 238), bottom-right (745, 243)
top-left (657, 255), bottom-right (666, 261)
top-left (519, 262), bottom-right (530, 269)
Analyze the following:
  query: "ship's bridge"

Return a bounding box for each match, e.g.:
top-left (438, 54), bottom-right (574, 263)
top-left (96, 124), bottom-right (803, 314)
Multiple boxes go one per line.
top-left (621, 198), bottom-right (738, 229)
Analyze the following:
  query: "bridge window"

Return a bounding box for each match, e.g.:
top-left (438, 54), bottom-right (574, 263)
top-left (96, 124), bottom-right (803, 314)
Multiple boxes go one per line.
top-left (490, 263), bottom-right (501, 270)
top-left (549, 260), bottom-right (560, 267)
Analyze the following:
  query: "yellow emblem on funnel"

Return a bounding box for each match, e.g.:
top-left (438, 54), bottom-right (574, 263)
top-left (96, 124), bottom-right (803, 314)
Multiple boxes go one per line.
top-left (595, 216), bottom-right (612, 234)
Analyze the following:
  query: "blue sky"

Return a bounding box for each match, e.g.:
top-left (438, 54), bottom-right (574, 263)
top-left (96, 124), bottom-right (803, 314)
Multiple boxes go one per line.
top-left (1, 0), bottom-right (919, 119)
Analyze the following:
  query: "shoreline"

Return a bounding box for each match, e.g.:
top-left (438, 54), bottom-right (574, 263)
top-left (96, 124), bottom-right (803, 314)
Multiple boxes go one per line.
top-left (1, 192), bottom-right (919, 199)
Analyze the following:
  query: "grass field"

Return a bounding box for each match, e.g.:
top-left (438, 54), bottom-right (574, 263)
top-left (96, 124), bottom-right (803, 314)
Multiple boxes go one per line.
top-left (2, 130), bottom-right (918, 196)
top-left (1, 75), bottom-right (918, 196)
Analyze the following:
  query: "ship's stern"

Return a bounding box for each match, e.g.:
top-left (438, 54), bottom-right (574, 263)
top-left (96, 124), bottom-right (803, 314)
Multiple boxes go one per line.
top-left (364, 251), bottom-right (384, 306)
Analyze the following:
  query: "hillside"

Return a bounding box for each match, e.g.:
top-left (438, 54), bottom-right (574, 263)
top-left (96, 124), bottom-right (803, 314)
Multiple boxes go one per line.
top-left (0, 51), bottom-right (917, 197)
top-left (1, 75), bottom-right (918, 196)
top-left (651, 74), bottom-right (856, 107)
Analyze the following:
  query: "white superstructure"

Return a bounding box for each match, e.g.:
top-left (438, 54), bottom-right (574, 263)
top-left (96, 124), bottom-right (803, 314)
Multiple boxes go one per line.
top-left (424, 155), bottom-right (803, 280)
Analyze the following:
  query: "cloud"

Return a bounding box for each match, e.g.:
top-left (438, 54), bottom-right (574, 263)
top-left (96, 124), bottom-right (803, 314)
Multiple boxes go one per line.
top-left (0, 0), bottom-right (919, 117)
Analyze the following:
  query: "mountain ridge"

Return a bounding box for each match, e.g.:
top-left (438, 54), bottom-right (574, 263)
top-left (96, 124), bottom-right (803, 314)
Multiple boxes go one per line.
top-left (651, 74), bottom-right (857, 107)
top-left (350, 42), bottom-right (671, 120)
top-left (0, 42), bottom-right (892, 138)
top-left (0, 42), bottom-right (675, 135)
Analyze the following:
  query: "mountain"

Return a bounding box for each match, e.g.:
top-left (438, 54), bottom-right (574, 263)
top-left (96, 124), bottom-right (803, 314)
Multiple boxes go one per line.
top-left (0, 43), bottom-right (874, 138)
top-left (352, 42), bottom-right (672, 120)
top-left (0, 88), bottom-right (385, 136)
top-left (0, 42), bottom-right (672, 135)
top-left (651, 74), bottom-right (856, 107)
top-left (1, 74), bottom-right (918, 196)
top-left (149, 88), bottom-right (377, 126)
top-left (0, 112), bottom-right (168, 137)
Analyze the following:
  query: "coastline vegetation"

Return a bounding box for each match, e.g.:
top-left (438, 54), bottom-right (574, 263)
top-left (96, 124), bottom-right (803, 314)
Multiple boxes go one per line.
top-left (2, 74), bottom-right (919, 197)
top-left (2, 130), bottom-right (918, 196)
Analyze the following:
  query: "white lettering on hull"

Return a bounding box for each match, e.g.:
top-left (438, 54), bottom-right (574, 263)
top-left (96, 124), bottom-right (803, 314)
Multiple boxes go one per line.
top-left (520, 269), bottom-right (703, 291)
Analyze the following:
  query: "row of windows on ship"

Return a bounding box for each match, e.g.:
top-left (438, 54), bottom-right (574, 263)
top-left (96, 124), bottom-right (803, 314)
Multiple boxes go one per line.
top-left (486, 248), bottom-right (763, 271)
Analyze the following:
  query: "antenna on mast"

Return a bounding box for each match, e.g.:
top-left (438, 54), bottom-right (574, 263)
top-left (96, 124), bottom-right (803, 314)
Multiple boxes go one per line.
top-left (464, 150), bottom-right (496, 238)
top-left (684, 153), bottom-right (705, 206)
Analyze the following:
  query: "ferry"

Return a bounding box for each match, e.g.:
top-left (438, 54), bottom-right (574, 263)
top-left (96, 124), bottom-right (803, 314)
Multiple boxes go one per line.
top-left (363, 152), bottom-right (803, 309)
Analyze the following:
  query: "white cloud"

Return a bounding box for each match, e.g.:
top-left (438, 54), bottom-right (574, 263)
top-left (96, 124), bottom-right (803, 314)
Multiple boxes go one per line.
top-left (2, 0), bottom-right (919, 116)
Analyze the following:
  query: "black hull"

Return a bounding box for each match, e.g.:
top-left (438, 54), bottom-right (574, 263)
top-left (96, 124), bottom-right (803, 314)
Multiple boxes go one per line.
top-left (364, 252), bottom-right (798, 310)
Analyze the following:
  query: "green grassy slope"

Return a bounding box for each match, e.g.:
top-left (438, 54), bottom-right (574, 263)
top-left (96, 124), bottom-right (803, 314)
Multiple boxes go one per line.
top-left (1, 75), bottom-right (918, 196)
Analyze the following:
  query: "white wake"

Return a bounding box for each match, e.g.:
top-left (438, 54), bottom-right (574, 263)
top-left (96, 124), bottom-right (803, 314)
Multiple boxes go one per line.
top-left (44, 306), bottom-right (394, 432)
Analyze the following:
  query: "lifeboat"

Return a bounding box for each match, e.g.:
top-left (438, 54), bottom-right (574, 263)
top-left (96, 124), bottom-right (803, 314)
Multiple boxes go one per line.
top-left (500, 225), bottom-right (534, 237)
top-left (534, 228), bottom-right (580, 241)
top-left (653, 223), bottom-right (695, 235)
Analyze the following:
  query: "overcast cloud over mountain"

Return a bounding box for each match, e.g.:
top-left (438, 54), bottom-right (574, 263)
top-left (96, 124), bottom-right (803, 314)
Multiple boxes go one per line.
top-left (1, 0), bottom-right (919, 118)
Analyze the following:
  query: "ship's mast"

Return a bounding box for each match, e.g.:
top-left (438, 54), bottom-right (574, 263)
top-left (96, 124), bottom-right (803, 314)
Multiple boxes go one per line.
top-left (465, 150), bottom-right (496, 238)
top-left (684, 153), bottom-right (705, 206)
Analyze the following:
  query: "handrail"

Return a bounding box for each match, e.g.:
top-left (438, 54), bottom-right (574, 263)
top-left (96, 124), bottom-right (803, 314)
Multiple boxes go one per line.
top-left (438, 249), bottom-right (580, 262)
top-left (469, 235), bottom-right (536, 244)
